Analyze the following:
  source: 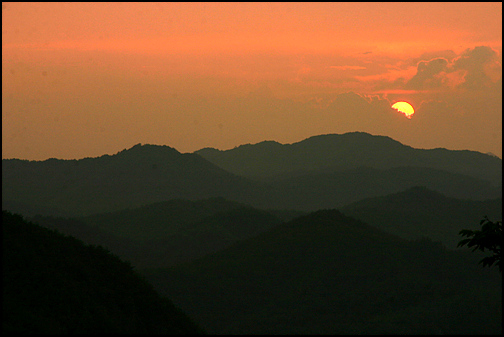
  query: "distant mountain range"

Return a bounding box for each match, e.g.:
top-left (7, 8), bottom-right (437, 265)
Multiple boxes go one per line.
top-left (196, 132), bottom-right (502, 185)
top-left (2, 132), bottom-right (501, 216)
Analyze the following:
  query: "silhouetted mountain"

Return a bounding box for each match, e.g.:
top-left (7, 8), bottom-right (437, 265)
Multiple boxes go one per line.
top-left (2, 211), bottom-right (204, 334)
top-left (341, 186), bottom-right (502, 248)
top-left (3, 135), bottom-right (501, 216)
top-left (143, 209), bottom-right (502, 334)
top-left (2, 144), bottom-right (267, 217)
top-left (30, 198), bottom-right (287, 268)
top-left (195, 132), bottom-right (502, 186)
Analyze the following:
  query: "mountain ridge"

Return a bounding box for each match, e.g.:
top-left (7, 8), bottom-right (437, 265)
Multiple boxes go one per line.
top-left (195, 131), bottom-right (502, 185)
top-left (2, 143), bottom-right (267, 216)
top-left (3, 132), bottom-right (501, 216)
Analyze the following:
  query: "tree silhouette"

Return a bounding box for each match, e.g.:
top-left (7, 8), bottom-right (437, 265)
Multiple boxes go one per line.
top-left (457, 216), bottom-right (502, 272)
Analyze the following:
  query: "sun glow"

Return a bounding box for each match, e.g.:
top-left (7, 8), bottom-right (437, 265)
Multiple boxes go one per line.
top-left (391, 101), bottom-right (415, 119)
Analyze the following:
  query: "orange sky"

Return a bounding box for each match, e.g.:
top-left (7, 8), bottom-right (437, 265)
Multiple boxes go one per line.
top-left (2, 2), bottom-right (502, 159)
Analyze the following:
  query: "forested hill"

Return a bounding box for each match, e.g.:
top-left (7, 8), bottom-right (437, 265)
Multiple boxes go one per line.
top-left (195, 131), bottom-right (502, 185)
top-left (2, 211), bottom-right (204, 334)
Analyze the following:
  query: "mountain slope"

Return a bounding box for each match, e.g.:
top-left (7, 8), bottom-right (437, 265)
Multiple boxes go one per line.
top-left (2, 144), bottom-right (267, 217)
top-left (341, 186), bottom-right (503, 248)
top-left (143, 209), bottom-right (502, 334)
top-left (195, 131), bottom-right (502, 185)
top-left (2, 211), bottom-right (204, 334)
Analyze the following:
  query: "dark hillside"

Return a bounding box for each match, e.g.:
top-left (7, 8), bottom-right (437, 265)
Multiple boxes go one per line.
top-left (2, 211), bottom-right (204, 334)
top-left (143, 209), bottom-right (502, 334)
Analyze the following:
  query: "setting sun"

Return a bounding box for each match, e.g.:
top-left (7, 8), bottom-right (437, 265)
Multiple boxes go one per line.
top-left (392, 102), bottom-right (415, 119)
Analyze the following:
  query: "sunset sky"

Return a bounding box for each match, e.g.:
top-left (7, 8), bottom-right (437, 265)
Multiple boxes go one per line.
top-left (2, 2), bottom-right (502, 160)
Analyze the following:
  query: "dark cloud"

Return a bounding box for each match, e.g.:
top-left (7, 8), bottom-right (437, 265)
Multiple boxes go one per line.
top-left (405, 58), bottom-right (449, 90)
top-left (452, 46), bottom-right (501, 89)
top-left (404, 46), bottom-right (501, 91)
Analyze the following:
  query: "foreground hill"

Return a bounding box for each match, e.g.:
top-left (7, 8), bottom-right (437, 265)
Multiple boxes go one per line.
top-left (2, 144), bottom-right (267, 217)
top-left (31, 198), bottom-right (291, 268)
top-left (341, 186), bottom-right (502, 249)
top-left (196, 132), bottom-right (502, 185)
top-left (2, 211), bottom-right (204, 334)
top-left (143, 209), bottom-right (502, 334)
